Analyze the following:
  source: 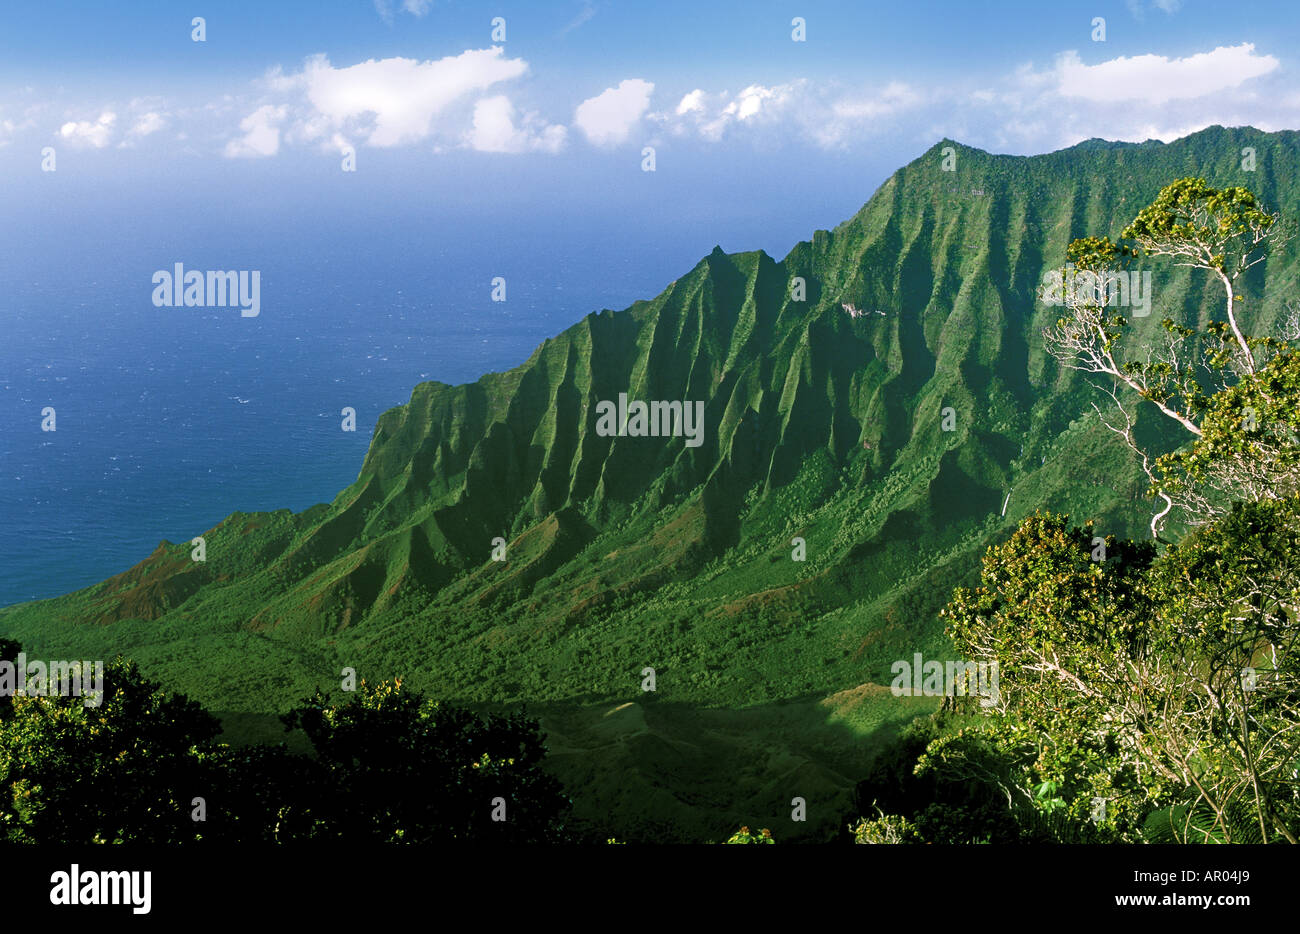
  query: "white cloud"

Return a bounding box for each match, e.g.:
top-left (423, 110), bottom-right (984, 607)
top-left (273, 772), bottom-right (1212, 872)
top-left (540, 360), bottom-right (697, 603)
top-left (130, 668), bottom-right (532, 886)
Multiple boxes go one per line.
top-left (656, 83), bottom-right (804, 142)
top-left (639, 42), bottom-right (1293, 156)
top-left (129, 111), bottom-right (166, 137)
top-left (1056, 44), bottom-right (1278, 104)
top-left (329, 132), bottom-right (353, 155)
top-left (941, 40), bottom-right (1300, 153)
top-left (0, 102), bottom-right (39, 147)
top-left (219, 48), bottom-right (555, 157)
top-left (709, 84), bottom-right (796, 138)
top-left (468, 95), bottom-right (566, 153)
top-left (279, 49), bottom-right (530, 148)
top-left (815, 81), bottom-right (921, 144)
top-left (676, 89), bottom-right (705, 115)
top-left (574, 78), bottom-right (653, 145)
top-left (58, 111), bottom-right (116, 148)
top-left (224, 104), bottom-right (286, 157)
top-left (28, 37), bottom-right (1297, 165)
top-left (657, 80), bottom-right (914, 147)
top-left (731, 84), bottom-right (782, 120)
top-left (832, 81), bottom-right (919, 120)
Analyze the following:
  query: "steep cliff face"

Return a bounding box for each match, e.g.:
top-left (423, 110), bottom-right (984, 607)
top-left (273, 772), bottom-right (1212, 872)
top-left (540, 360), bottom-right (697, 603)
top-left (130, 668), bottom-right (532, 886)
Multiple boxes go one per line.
top-left (6, 126), bottom-right (1299, 716)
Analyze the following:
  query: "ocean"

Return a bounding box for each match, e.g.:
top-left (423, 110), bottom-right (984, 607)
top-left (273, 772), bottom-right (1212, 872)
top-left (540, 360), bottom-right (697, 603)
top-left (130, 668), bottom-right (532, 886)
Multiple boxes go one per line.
top-left (0, 214), bottom-right (716, 605)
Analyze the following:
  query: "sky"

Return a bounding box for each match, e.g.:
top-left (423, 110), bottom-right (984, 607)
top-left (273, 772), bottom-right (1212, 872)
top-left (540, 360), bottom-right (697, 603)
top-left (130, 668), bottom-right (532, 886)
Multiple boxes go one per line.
top-left (5, 1), bottom-right (1300, 392)
top-left (0, 0), bottom-right (1297, 288)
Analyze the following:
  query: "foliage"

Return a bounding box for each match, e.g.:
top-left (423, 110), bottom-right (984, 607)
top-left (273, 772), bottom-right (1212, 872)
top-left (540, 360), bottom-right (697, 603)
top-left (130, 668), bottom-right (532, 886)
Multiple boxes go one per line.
top-left (851, 811), bottom-right (924, 844)
top-left (280, 679), bottom-right (572, 843)
top-left (0, 656), bottom-right (220, 844)
top-left (862, 175), bottom-right (1300, 844)
top-left (858, 500), bottom-right (1300, 843)
top-left (1044, 176), bottom-right (1295, 536)
top-left (1153, 351), bottom-right (1300, 516)
top-left (0, 650), bottom-right (571, 844)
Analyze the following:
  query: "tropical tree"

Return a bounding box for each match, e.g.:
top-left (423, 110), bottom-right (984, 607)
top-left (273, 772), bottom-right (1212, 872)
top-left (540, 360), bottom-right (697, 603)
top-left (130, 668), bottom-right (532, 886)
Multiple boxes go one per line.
top-left (0, 647), bottom-right (575, 844)
top-left (918, 178), bottom-right (1300, 841)
top-left (0, 654), bottom-right (219, 844)
top-left (1138, 497), bottom-right (1300, 842)
top-left (936, 505), bottom-right (1300, 842)
top-left (1042, 177), bottom-right (1295, 536)
top-left (859, 178), bottom-right (1300, 842)
top-left (281, 678), bottom-right (573, 843)
top-left (937, 514), bottom-right (1165, 841)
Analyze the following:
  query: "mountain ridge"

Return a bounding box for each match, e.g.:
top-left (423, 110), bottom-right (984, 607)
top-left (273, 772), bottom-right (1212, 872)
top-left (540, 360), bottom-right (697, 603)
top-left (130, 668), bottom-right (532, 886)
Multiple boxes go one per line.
top-left (9, 125), bottom-right (1298, 655)
top-left (5, 124), bottom-right (1299, 841)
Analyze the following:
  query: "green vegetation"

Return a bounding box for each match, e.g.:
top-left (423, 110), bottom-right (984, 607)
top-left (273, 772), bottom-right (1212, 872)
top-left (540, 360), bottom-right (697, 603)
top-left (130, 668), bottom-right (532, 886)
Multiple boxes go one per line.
top-left (0, 646), bottom-right (572, 843)
top-left (4, 127), bottom-right (1300, 842)
top-left (852, 174), bottom-right (1300, 844)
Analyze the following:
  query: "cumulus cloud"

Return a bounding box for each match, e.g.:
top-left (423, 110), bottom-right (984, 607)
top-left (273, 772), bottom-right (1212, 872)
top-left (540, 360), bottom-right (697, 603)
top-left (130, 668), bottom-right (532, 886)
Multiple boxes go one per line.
top-left (224, 104), bottom-right (286, 157)
top-left (676, 89), bottom-right (705, 115)
top-left (32, 36), bottom-right (1297, 164)
top-left (574, 78), bottom-right (653, 145)
top-left (468, 95), bottom-right (566, 153)
top-left (58, 111), bottom-right (116, 148)
top-left (657, 40), bottom-right (1289, 154)
top-left (816, 81), bottom-right (921, 146)
top-left (274, 48), bottom-right (530, 148)
top-left (129, 111), bottom-right (166, 137)
top-left (702, 83), bottom-right (799, 140)
top-left (656, 80), bottom-right (906, 147)
top-left (217, 48), bottom-right (564, 157)
top-left (831, 81), bottom-right (920, 121)
top-left (1055, 44), bottom-right (1279, 104)
top-left (951, 42), bottom-right (1293, 151)
top-left (722, 85), bottom-right (776, 122)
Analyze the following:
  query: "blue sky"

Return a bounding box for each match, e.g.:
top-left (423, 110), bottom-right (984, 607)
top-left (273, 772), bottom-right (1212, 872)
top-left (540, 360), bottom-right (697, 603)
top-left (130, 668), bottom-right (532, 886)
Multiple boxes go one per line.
top-left (1, 0), bottom-right (1298, 261)
top-left (5, 1), bottom-right (1296, 149)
